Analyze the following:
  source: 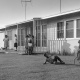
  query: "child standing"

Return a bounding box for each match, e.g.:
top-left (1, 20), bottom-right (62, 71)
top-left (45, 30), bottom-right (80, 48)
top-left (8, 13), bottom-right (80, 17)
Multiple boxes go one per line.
top-left (3, 35), bottom-right (9, 50)
top-left (77, 40), bottom-right (80, 60)
top-left (27, 34), bottom-right (33, 55)
top-left (14, 34), bottom-right (17, 51)
top-left (25, 35), bottom-right (29, 54)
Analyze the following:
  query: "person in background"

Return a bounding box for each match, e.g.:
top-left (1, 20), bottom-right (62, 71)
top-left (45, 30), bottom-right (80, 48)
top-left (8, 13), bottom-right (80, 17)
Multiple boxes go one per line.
top-left (77, 40), bottom-right (80, 60)
top-left (25, 35), bottom-right (29, 54)
top-left (27, 34), bottom-right (34, 55)
top-left (31, 35), bottom-right (34, 53)
top-left (3, 35), bottom-right (9, 50)
top-left (14, 34), bottom-right (17, 51)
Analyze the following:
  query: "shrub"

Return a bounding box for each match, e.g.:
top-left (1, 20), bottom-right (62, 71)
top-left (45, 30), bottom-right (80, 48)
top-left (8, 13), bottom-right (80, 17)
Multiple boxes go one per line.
top-left (62, 49), bottom-right (71, 56)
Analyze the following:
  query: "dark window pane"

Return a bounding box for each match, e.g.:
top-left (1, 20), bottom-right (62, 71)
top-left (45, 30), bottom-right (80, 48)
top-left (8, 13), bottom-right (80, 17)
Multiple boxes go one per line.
top-left (42, 33), bottom-right (47, 39)
top-left (77, 19), bottom-right (80, 38)
top-left (37, 26), bottom-right (40, 30)
top-left (38, 40), bottom-right (40, 47)
top-left (57, 22), bottom-right (64, 38)
top-left (42, 25), bottom-right (47, 47)
top-left (66, 20), bottom-right (73, 29)
top-left (77, 29), bottom-right (80, 37)
top-left (21, 35), bottom-right (23, 40)
top-left (77, 19), bottom-right (80, 28)
top-left (36, 40), bottom-right (37, 46)
top-left (36, 26), bottom-right (40, 31)
top-left (42, 40), bottom-right (47, 47)
top-left (36, 29), bottom-right (40, 33)
top-left (36, 33), bottom-right (40, 40)
top-left (38, 33), bottom-right (40, 39)
top-left (57, 22), bottom-right (64, 30)
top-left (36, 24), bottom-right (41, 47)
top-left (57, 30), bottom-right (64, 38)
top-left (42, 25), bottom-right (47, 32)
top-left (36, 40), bottom-right (40, 47)
top-left (21, 29), bottom-right (23, 34)
top-left (66, 29), bottom-right (73, 38)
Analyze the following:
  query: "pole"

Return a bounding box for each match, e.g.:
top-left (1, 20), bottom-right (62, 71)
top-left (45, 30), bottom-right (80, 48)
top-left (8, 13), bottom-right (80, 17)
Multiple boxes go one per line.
top-left (60, 0), bottom-right (61, 13)
top-left (21, 0), bottom-right (31, 20)
top-left (24, 0), bottom-right (27, 20)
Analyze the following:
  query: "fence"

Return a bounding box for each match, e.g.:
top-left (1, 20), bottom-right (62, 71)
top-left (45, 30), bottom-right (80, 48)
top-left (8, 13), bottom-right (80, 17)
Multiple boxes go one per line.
top-left (34, 39), bottom-right (66, 53)
top-left (48, 39), bottom-right (65, 53)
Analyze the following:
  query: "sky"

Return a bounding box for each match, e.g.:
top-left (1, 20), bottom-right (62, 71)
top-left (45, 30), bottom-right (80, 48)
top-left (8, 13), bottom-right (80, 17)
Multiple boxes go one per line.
top-left (0, 0), bottom-right (80, 29)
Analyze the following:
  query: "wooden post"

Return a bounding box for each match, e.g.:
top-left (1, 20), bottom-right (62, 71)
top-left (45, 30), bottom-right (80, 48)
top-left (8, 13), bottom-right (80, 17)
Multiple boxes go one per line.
top-left (64, 21), bottom-right (66, 41)
top-left (17, 24), bottom-right (18, 51)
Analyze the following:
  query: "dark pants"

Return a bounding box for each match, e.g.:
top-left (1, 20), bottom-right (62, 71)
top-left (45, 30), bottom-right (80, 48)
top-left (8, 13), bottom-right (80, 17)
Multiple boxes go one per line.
top-left (28, 47), bottom-right (33, 55)
top-left (14, 43), bottom-right (17, 50)
top-left (53, 56), bottom-right (64, 63)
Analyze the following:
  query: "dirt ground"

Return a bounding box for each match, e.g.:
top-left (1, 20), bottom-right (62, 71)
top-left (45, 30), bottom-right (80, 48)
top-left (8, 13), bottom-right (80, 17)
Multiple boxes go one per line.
top-left (0, 53), bottom-right (80, 80)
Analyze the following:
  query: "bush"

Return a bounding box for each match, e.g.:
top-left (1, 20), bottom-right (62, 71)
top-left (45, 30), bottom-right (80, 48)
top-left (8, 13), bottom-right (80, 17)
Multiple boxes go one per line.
top-left (62, 50), bottom-right (71, 56)
top-left (62, 49), bottom-right (75, 56)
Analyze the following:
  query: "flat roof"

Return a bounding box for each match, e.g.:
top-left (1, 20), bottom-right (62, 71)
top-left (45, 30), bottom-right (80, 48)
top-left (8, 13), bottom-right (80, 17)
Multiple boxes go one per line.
top-left (42, 8), bottom-right (80, 19)
top-left (6, 19), bottom-right (33, 27)
top-left (1, 9), bottom-right (80, 30)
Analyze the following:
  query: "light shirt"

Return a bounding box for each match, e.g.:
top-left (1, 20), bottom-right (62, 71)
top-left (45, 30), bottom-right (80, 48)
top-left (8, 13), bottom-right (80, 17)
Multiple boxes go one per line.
top-left (14, 37), bottom-right (17, 43)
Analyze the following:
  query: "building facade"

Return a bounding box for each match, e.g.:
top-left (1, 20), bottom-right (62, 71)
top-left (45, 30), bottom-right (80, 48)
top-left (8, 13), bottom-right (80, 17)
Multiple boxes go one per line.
top-left (1, 10), bottom-right (80, 54)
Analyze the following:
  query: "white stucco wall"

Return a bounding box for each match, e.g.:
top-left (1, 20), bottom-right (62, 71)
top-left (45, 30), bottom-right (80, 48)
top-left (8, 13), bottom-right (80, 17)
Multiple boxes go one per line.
top-left (0, 32), bottom-right (4, 48)
top-left (46, 15), bottom-right (80, 54)
top-left (66, 39), bottom-right (79, 53)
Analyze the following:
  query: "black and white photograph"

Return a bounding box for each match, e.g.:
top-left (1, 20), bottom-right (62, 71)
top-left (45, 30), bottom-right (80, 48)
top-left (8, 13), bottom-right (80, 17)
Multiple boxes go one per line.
top-left (0, 0), bottom-right (80, 80)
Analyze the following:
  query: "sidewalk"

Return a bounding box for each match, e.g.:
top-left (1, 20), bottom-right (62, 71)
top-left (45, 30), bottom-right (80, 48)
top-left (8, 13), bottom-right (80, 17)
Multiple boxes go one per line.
top-left (0, 49), bottom-right (19, 54)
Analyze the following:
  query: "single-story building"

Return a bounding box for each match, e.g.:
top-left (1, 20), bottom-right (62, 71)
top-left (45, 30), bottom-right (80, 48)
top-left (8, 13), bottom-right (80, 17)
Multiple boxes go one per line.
top-left (1, 9), bottom-right (80, 54)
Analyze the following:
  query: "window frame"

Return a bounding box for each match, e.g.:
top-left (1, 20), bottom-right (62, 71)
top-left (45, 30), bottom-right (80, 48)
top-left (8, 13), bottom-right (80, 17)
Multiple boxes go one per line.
top-left (42, 24), bottom-right (47, 47)
top-left (57, 22), bottom-right (64, 38)
top-left (36, 21), bottom-right (41, 47)
top-left (76, 19), bottom-right (80, 38)
top-left (66, 20), bottom-right (74, 38)
top-left (18, 28), bottom-right (25, 46)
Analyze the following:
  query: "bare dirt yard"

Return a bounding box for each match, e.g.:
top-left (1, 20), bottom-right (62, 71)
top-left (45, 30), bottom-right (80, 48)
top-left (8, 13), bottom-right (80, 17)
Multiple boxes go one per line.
top-left (0, 53), bottom-right (80, 80)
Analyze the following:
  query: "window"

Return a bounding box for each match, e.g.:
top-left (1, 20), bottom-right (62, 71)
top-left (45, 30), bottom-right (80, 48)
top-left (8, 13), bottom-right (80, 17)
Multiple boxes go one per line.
top-left (77, 19), bottom-right (80, 37)
top-left (57, 22), bottom-right (64, 38)
top-left (18, 28), bottom-right (25, 46)
top-left (36, 21), bottom-right (41, 47)
top-left (42, 25), bottom-right (47, 47)
top-left (66, 20), bottom-right (74, 38)
top-left (7, 30), bottom-right (12, 40)
top-left (21, 29), bottom-right (25, 46)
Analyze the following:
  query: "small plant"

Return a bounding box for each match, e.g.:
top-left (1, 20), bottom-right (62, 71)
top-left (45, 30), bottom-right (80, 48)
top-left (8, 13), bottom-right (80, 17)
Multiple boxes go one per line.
top-left (62, 49), bottom-right (71, 56)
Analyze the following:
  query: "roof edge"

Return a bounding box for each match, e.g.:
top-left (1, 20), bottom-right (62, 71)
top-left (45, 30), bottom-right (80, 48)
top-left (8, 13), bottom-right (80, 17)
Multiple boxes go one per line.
top-left (42, 8), bottom-right (80, 19)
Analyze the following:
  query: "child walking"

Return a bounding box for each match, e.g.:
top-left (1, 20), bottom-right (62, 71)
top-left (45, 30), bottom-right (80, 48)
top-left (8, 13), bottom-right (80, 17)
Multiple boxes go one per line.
top-left (77, 40), bottom-right (80, 60)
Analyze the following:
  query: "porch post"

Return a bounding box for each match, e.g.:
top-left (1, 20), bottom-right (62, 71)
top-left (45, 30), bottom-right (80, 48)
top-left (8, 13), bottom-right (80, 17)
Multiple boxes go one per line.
top-left (33, 18), bottom-right (41, 53)
top-left (64, 21), bottom-right (66, 41)
top-left (33, 18), bottom-right (36, 52)
top-left (17, 24), bottom-right (18, 50)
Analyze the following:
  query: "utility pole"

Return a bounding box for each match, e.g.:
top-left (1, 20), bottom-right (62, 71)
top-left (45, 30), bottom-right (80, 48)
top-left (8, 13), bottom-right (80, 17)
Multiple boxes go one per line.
top-left (21, 0), bottom-right (31, 20)
top-left (60, 0), bottom-right (61, 13)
